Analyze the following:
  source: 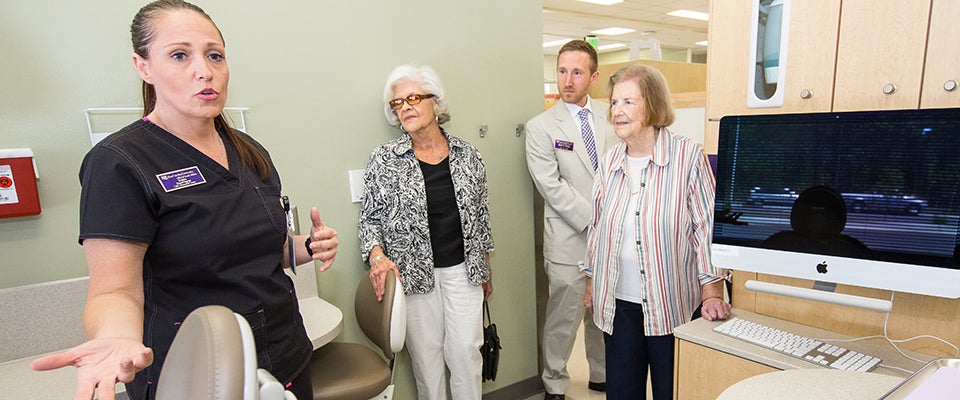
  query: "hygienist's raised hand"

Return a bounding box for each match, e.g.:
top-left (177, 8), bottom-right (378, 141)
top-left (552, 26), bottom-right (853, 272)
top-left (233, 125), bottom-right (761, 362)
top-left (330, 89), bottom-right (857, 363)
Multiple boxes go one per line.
top-left (30, 338), bottom-right (153, 400)
top-left (306, 207), bottom-right (338, 272)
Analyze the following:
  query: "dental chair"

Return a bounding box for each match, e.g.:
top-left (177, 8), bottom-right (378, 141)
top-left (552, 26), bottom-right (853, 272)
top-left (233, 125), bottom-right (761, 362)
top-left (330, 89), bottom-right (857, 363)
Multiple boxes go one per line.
top-left (309, 270), bottom-right (406, 400)
top-left (156, 305), bottom-right (296, 400)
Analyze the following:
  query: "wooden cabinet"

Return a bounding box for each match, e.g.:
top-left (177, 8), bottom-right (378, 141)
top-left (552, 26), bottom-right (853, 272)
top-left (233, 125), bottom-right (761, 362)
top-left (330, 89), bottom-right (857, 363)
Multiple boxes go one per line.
top-left (704, 0), bottom-right (957, 152)
top-left (673, 339), bottom-right (776, 400)
top-left (833, 1), bottom-right (931, 111)
top-left (703, 0), bottom-right (751, 129)
top-left (921, 0), bottom-right (960, 108)
top-left (832, 0), bottom-right (960, 110)
top-left (704, 0), bottom-right (840, 153)
top-left (705, 0), bottom-right (840, 119)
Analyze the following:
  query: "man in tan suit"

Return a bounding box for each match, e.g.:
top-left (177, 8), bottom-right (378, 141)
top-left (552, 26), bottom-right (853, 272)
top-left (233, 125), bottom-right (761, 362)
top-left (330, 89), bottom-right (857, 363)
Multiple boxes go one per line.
top-left (525, 39), bottom-right (617, 400)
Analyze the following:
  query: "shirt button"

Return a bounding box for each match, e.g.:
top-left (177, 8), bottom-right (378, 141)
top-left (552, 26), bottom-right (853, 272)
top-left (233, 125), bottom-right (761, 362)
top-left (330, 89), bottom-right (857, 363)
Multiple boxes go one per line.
top-left (636, 241), bottom-right (641, 245)
top-left (635, 211), bottom-right (640, 216)
top-left (640, 182), bottom-right (646, 187)
top-left (640, 270), bottom-right (645, 275)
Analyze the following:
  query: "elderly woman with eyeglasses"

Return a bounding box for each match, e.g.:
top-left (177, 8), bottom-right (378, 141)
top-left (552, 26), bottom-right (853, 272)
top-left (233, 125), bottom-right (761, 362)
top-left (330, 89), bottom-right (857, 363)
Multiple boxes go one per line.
top-left (358, 64), bottom-right (494, 400)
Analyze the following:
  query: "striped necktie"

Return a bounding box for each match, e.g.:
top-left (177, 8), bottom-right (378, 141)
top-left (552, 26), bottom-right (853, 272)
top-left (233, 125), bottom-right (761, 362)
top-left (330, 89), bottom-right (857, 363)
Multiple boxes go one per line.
top-left (578, 108), bottom-right (599, 171)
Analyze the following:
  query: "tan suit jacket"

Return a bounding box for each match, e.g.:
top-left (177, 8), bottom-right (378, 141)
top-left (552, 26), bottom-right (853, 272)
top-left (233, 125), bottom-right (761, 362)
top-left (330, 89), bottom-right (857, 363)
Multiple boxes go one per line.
top-left (525, 98), bottom-right (619, 265)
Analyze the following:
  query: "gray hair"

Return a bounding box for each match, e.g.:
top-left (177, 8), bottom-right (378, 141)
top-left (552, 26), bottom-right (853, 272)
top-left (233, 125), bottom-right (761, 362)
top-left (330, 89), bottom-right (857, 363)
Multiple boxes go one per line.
top-left (382, 64), bottom-right (451, 127)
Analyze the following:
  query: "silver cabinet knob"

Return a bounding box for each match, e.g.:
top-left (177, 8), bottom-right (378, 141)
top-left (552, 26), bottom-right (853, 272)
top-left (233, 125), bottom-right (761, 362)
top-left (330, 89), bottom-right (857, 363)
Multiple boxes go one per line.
top-left (882, 84), bottom-right (897, 95)
top-left (944, 80), bottom-right (959, 92)
top-left (800, 89), bottom-right (813, 99)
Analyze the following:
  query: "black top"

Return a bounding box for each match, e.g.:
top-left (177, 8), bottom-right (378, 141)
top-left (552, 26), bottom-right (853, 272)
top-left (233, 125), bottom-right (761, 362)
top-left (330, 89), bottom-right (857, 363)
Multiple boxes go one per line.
top-left (419, 157), bottom-right (466, 267)
top-left (78, 119), bottom-right (311, 399)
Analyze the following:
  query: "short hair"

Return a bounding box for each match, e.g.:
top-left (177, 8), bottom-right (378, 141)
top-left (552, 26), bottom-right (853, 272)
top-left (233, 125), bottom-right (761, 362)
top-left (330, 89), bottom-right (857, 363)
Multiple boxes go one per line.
top-left (606, 64), bottom-right (675, 128)
top-left (558, 39), bottom-right (599, 74)
top-left (382, 64), bottom-right (450, 127)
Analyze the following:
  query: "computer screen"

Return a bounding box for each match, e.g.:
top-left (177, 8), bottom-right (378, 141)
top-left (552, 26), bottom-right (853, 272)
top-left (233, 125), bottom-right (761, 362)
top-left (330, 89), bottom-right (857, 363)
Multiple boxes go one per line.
top-left (712, 108), bottom-right (960, 298)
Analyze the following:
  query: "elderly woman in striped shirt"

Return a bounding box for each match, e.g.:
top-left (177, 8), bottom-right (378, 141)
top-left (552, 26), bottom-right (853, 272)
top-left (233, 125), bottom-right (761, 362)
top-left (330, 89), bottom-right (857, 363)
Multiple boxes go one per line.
top-left (583, 64), bottom-right (731, 400)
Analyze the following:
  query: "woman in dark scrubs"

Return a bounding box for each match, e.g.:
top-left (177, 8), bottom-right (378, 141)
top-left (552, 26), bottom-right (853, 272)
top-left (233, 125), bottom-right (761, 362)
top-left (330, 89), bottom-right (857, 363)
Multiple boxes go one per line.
top-left (29, 1), bottom-right (339, 399)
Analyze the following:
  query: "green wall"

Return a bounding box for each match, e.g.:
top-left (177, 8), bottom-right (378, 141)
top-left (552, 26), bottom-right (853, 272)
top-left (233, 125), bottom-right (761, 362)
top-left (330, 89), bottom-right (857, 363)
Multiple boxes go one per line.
top-left (0, 0), bottom-right (542, 397)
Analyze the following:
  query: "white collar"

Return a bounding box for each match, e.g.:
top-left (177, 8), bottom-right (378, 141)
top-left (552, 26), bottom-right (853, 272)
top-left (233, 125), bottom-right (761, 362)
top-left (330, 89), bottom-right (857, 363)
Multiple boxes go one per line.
top-left (563, 96), bottom-right (593, 120)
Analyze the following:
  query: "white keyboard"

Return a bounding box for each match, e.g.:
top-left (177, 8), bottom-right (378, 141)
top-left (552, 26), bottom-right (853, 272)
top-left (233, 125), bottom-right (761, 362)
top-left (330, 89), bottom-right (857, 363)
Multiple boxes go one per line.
top-left (714, 317), bottom-right (881, 372)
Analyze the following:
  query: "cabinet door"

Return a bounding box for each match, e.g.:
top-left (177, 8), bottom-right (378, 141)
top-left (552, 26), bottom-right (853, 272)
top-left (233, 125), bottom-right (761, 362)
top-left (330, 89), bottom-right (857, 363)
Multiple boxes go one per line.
top-left (776, 0), bottom-right (840, 112)
top-left (920, 0), bottom-right (960, 108)
top-left (705, 0), bottom-right (752, 122)
top-left (833, 0), bottom-right (931, 111)
top-left (674, 339), bottom-right (777, 400)
top-left (705, 0), bottom-right (840, 121)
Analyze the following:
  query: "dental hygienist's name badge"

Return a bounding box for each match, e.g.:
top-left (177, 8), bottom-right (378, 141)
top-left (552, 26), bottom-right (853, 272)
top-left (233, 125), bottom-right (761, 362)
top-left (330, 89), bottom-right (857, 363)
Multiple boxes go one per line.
top-left (157, 166), bottom-right (206, 192)
top-left (555, 140), bottom-right (574, 151)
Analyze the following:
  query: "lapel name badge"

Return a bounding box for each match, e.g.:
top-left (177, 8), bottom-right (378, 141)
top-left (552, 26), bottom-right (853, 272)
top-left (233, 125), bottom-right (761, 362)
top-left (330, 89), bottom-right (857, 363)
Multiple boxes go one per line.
top-left (555, 139), bottom-right (574, 151)
top-left (156, 166), bottom-right (207, 192)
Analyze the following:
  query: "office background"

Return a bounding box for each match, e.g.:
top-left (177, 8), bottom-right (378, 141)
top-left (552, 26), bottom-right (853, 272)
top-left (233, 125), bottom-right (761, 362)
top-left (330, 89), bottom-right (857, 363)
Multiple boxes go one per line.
top-left (0, 0), bottom-right (544, 398)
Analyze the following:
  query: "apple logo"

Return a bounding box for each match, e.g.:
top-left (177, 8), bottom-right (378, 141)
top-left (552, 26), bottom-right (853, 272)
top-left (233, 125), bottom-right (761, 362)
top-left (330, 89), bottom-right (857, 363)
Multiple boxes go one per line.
top-left (816, 261), bottom-right (829, 274)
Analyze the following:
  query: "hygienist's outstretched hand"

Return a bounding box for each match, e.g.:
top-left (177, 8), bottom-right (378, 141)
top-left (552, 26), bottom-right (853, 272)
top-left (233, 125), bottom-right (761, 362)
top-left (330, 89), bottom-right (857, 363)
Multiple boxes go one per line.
top-left (306, 207), bottom-right (339, 272)
top-left (30, 338), bottom-right (153, 400)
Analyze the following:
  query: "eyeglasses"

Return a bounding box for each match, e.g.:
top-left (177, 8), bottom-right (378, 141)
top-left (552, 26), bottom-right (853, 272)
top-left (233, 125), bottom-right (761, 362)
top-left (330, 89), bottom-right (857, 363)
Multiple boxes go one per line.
top-left (388, 93), bottom-right (436, 110)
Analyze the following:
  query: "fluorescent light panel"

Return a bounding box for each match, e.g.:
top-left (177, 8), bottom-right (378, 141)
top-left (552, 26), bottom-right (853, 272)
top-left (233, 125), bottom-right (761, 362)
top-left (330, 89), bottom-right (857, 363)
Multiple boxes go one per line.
top-left (576, 0), bottom-right (624, 5)
top-left (695, 40), bottom-right (708, 46)
top-left (543, 39), bottom-right (571, 48)
top-left (590, 27), bottom-right (635, 36)
top-left (597, 43), bottom-right (626, 51)
top-left (668, 9), bottom-right (709, 21)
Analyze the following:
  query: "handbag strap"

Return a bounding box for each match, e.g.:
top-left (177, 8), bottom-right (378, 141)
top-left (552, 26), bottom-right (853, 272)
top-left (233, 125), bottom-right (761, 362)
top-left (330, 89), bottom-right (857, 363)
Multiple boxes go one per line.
top-left (483, 300), bottom-right (492, 326)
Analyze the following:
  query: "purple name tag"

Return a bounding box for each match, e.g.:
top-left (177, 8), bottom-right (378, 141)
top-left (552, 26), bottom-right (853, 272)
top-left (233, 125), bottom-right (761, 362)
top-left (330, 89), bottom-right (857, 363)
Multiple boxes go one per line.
top-left (156, 166), bottom-right (207, 192)
top-left (555, 139), bottom-right (574, 151)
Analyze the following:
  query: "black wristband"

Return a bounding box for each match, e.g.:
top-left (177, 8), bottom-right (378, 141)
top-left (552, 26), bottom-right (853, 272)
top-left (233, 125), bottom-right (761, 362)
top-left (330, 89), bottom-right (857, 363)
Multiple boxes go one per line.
top-left (304, 236), bottom-right (314, 257)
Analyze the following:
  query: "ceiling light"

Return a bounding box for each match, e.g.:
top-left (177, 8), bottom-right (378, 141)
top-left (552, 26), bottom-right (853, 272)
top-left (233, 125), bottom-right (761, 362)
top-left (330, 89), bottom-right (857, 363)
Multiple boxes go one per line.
top-left (590, 27), bottom-right (636, 36)
top-left (598, 43), bottom-right (626, 51)
top-left (576, 0), bottom-right (624, 5)
top-left (696, 40), bottom-right (708, 46)
top-left (543, 39), bottom-right (570, 48)
top-left (668, 9), bottom-right (709, 21)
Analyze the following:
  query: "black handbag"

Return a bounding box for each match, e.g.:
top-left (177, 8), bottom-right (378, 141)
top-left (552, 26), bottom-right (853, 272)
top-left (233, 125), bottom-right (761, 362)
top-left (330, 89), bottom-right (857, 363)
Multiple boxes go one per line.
top-left (480, 300), bottom-right (501, 382)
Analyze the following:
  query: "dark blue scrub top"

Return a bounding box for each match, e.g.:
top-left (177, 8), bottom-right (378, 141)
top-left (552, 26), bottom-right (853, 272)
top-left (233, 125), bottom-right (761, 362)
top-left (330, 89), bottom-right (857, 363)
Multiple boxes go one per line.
top-left (78, 119), bottom-right (311, 399)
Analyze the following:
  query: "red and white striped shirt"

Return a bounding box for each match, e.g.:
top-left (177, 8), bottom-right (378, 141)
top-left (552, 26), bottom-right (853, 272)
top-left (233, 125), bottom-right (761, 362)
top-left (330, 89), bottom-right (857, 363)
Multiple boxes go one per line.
top-left (586, 128), bottom-right (719, 335)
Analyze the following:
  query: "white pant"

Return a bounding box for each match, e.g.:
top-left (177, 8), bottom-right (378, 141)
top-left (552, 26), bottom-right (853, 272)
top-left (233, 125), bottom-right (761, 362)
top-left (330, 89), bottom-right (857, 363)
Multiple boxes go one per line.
top-left (405, 263), bottom-right (484, 400)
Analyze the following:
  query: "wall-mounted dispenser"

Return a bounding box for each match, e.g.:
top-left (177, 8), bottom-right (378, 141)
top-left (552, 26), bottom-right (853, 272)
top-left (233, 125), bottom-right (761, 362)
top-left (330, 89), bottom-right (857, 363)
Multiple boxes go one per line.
top-left (747, 0), bottom-right (792, 108)
top-left (0, 148), bottom-right (41, 218)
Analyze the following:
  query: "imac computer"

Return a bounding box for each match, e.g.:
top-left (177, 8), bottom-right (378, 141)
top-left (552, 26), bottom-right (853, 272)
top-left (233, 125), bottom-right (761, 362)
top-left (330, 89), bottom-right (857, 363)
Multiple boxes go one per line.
top-left (712, 108), bottom-right (960, 306)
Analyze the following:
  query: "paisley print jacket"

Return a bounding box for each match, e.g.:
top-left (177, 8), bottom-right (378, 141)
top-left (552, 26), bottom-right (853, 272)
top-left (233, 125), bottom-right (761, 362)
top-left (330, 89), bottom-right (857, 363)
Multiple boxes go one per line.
top-left (358, 130), bottom-right (494, 294)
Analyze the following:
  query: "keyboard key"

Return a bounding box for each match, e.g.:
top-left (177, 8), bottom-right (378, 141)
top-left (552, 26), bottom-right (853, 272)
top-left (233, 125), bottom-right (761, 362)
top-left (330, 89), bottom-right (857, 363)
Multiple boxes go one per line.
top-left (714, 317), bottom-right (881, 372)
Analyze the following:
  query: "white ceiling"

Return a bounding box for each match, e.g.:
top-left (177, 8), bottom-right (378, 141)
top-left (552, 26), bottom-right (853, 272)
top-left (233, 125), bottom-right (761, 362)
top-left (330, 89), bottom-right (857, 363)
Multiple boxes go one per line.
top-left (542, 0), bottom-right (709, 56)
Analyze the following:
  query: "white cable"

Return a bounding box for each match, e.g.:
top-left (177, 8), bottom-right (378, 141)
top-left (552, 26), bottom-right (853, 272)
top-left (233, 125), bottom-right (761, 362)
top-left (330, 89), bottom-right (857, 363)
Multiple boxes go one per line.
top-left (880, 292), bottom-right (959, 363)
top-left (876, 363), bottom-right (914, 374)
top-left (809, 292), bottom-right (959, 373)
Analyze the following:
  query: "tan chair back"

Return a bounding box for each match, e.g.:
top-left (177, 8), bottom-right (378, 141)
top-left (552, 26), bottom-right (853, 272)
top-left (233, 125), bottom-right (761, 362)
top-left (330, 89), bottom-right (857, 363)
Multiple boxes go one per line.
top-left (156, 305), bottom-right (244, 400)
top-left (355, 269), bottom-right (403, 360)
